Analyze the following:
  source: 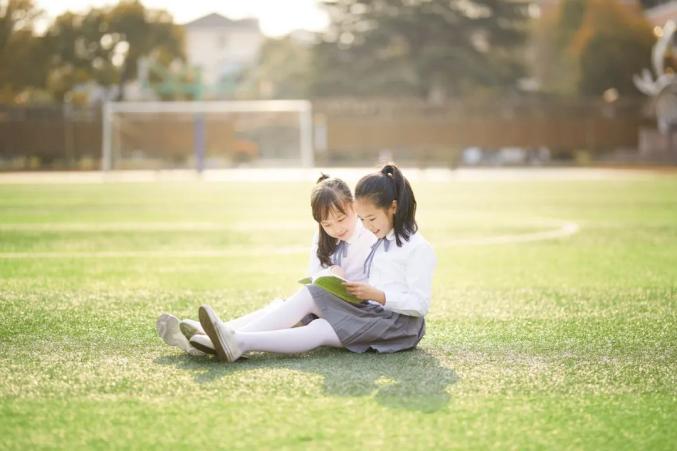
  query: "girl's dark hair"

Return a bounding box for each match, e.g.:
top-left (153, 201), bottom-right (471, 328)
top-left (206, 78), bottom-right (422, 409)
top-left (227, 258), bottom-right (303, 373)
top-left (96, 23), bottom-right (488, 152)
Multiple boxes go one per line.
top-left (355, 163), bottom-right (417, 247)
top-left (311, 174), bottom-right (354, 267)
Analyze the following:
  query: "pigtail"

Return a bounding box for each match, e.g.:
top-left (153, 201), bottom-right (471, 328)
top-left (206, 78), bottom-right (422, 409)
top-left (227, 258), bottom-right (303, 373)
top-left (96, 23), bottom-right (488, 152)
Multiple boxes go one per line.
top-left (316, 223), bottom-right (336, 267)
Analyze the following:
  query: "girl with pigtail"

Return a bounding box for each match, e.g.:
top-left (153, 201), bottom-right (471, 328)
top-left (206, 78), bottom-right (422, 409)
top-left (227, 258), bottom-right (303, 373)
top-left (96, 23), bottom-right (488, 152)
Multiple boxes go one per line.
top-left (198, 163), bottom-right (436, 362)
top-left (156, 174), bottom-right (377, 356)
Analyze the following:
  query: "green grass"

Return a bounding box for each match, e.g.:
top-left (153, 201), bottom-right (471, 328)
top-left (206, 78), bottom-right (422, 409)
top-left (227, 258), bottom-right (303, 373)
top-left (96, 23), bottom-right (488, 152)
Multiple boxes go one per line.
top-left (0, 173), bottom-right (675, 449)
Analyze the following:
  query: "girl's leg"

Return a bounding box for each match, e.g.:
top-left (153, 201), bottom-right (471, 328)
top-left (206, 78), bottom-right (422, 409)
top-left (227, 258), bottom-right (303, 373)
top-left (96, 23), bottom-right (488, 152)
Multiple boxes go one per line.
top-left (237, 287), bottom-right (320, 333)
top-left (224, 298), bottom-right (284, 329)
top-left (235, 318), bottom-right (342, 354)
top-left (180, 299), bottom-right (285, 339)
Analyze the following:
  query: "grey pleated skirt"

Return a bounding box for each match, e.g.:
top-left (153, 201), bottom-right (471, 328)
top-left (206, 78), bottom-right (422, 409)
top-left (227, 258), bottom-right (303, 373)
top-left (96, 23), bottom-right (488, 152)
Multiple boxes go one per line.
top-left (305, 285), bottom-right (426, 353)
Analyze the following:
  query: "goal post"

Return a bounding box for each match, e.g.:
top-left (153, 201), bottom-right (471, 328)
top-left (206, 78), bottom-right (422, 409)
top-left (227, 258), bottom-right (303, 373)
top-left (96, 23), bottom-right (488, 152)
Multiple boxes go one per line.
top-left (101, 100), bottom-right (314, 171)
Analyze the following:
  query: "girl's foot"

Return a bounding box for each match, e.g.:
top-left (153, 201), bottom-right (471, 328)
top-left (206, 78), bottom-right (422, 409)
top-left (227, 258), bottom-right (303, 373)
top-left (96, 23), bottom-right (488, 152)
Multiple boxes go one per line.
top-left (189, 334), bottom-right (216, 355)
top-left (156, 313), bottom-right (206, 357)
top-left (198, 305), bottom-right (243, 363)
top-left (179, 319), bottom-right (204, 339)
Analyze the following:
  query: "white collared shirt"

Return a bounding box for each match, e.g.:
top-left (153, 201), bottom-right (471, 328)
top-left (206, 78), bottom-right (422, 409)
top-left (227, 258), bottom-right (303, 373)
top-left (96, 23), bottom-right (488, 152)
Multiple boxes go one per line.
top-left (368, 229), bottom-right (436, 317)
top-left (308, 219), bottom-right (378, 282)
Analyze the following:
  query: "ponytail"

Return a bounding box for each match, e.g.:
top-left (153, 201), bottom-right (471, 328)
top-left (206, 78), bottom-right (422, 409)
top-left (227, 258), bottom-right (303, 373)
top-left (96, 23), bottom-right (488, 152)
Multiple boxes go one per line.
top-left (311, 174), bottom-right (353, 267)
top-left (355, 162), bottom-right (417, 246)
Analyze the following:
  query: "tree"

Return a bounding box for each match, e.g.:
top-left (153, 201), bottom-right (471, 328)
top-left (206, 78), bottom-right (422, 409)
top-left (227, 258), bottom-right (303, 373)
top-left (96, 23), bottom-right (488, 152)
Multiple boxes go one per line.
top-left (311, 0), bottom-right (530, 100)
top-left (238, 35), bottom-right (313, 99)
top-left (0, 0), bottom-right (47, 103)
top-left (534, 0), bottom-right (654, 98)
top-left (573, 0), bottom-right (654, 97)
top-left (43, 0), bottom-right (184, 102)
top-left (43, 9), bottom-right (114, 102)
top-left (106, 0), bottom-right (184, 100)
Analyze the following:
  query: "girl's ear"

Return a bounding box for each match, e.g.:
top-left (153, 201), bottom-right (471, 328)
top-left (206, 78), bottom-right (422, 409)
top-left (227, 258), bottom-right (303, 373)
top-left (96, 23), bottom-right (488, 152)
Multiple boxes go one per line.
top-left (390, 200), bottom-right (398, 214)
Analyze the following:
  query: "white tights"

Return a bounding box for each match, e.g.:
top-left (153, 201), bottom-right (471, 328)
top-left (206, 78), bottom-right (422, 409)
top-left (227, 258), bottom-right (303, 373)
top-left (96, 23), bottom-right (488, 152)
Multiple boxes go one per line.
top-left (235, 318), bottom-right (341, 354)
top-left (225, 287), bottom-right (342, 354)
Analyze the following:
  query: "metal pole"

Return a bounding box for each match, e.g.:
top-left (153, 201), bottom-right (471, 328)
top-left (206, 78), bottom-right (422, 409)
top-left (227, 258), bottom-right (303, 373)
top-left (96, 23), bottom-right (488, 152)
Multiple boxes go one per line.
top-left (194, 113), bottom-right (205, 173)
top-left (101, 102), bottom-right (112, 171)
top-left (299, 103), bottom-right (314, 168)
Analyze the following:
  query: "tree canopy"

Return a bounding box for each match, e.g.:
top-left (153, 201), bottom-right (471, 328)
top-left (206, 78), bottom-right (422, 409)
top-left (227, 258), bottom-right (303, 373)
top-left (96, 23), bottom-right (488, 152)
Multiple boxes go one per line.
top-left (534, 0), bottom-right (655, 98)
top-left (44, 0), bottom-right (184, 102)
top-left (310, 0), bottom-right (531, 100)
top-left (0, 0), bottom-right (46, 103)
top-left (0, 0), bottom-right (184, 103)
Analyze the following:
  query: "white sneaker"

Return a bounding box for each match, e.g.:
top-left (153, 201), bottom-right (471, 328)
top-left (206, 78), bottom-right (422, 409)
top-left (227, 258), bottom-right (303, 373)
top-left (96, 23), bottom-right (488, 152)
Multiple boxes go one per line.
top-left (190, 335), bottom-right (251, 359)
top-left (179, 319), bottom-right (204, 339)
top-left (156, 313), bottom-right (206, 357)
top-left (189, 334), bottom-right (215, 355)
top-left (198, 305), bottom-right (243, 363)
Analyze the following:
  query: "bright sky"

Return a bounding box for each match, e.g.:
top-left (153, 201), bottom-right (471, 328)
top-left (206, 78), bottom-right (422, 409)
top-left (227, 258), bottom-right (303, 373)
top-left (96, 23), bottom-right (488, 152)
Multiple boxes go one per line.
top-left (34, 0), bottom-right (330, 37)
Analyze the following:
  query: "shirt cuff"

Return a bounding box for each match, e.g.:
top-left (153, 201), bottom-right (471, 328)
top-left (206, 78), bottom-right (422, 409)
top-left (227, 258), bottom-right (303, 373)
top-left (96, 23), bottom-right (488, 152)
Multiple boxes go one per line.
top-left (383, 288), bottom-right (425, 317)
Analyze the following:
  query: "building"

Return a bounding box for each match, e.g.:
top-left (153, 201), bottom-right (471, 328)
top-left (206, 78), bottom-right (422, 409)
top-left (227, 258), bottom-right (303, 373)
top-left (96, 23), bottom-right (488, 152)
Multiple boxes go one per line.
top-left (183, 13), bottom-right (264, 98)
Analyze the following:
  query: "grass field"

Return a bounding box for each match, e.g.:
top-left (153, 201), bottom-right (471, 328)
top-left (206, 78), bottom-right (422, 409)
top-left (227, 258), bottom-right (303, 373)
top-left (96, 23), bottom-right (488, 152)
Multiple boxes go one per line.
top-left (0, 170), bottom-right (675, 449)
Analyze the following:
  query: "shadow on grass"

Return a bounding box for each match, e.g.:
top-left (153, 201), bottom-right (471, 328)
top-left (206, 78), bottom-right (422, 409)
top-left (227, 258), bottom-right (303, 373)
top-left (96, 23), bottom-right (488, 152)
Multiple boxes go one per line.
top-left (154, 347), bottom-right (457, 413)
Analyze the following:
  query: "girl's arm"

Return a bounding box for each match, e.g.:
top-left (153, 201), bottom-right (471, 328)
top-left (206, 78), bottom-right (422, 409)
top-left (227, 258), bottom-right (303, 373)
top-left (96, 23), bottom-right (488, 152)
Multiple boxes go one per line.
top-left (344, 243), bottom-right (435, 316)
top-left (343, 281), bottom-right (385, 304)
top-left (380, 244), bottom-right (436, 317)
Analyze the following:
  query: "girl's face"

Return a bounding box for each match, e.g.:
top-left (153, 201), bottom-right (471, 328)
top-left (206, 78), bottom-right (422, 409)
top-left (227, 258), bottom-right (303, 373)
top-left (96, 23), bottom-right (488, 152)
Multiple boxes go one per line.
top-left (320, 202), bottom-right (357, 241)
top-left (355, 197), bottom-right (396, 239)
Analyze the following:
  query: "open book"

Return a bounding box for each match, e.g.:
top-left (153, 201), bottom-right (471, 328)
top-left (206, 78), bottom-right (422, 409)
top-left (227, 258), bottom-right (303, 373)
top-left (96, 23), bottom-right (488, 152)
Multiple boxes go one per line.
top-left (298, 275), bottom-right (362, 304)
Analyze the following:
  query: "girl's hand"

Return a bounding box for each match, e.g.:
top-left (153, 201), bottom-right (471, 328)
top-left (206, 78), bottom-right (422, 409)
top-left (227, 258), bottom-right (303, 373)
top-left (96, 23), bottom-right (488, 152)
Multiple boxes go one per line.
top-left (330, 265), bottom-right (345, 278)
top-left (343, 281), bottom-right (385, 304)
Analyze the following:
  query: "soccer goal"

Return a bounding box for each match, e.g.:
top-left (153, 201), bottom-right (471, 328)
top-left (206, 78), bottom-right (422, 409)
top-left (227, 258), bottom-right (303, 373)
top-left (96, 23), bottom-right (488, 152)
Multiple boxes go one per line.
top-left (101, 100), bottom-right (313, 171)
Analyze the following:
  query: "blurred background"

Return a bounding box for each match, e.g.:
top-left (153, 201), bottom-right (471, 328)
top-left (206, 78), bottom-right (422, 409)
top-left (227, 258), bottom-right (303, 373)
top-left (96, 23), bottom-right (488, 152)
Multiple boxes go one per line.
top-left (1, 0), bottom-right (677, 170)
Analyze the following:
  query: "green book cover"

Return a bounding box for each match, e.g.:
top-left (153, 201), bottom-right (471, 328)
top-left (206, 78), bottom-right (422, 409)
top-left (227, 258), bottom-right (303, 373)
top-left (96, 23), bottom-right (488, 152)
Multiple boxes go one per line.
top-left (299, 275), bottom-right (362, 304)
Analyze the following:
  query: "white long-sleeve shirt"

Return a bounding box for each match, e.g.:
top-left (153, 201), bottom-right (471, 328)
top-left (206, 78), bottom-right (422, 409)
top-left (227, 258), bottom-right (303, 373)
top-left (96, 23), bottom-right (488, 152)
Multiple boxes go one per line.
top-left (307, 218), bottom-right (378, 282)
top-left (368, 229), bottom-right (436, 317)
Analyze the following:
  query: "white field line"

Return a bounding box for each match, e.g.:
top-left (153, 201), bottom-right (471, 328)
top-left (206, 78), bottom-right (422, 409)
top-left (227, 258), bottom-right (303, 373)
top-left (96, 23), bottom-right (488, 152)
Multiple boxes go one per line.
top-left (437, 221), bottom-right (580, 246)
top-left (0, 223), bottom-right (227, 232)
top-left (0, 168), bottom-right (663, 184)
top-left (0, 246), bottom-right (309, 259)
top-left (0, 221), bottom-right (309, 232)
top-left (0, 220), bottom-right (580, 258)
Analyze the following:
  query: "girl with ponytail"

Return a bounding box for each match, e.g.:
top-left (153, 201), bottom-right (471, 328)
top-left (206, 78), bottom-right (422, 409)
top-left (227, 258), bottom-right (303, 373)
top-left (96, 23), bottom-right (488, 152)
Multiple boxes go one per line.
top-left (158, 174), bottom-right (377, 359)
top-left (305, 163), bottom-right (436, 353)
top-left (198, 163), bottom-right (435, 362)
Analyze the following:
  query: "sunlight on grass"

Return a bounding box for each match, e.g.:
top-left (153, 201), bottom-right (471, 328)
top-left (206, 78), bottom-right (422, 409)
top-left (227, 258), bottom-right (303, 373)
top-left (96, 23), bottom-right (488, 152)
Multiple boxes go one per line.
top-left (0, 174), bottom-right (675, 449)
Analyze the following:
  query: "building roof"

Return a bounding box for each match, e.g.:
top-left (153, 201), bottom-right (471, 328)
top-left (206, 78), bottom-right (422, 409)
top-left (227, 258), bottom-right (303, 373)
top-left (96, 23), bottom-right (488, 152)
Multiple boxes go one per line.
top-left (183, 13), bottom-right (260, 31)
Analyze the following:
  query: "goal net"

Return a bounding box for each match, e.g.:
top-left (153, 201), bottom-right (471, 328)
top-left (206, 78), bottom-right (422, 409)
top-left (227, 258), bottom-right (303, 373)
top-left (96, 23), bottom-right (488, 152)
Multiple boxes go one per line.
top-left (101, 100), bottom-right (313, 170)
